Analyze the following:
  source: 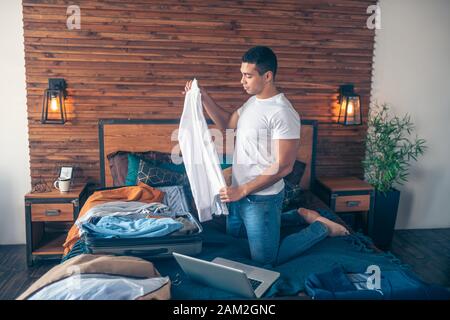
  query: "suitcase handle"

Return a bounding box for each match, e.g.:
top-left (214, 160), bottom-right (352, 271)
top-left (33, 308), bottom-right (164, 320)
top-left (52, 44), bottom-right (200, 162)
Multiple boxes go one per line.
top-left (123, 248), bottom-right (168, 257)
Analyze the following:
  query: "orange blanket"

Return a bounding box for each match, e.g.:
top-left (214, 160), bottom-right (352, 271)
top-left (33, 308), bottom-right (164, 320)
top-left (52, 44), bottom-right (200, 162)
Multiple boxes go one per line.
top-left (63, 182), bottom-right (164, 256)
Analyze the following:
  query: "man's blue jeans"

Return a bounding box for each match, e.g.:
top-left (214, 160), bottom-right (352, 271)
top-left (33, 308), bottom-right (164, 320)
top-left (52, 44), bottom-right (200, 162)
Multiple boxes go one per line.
top-left (226, 189), bottom-right (329, 266)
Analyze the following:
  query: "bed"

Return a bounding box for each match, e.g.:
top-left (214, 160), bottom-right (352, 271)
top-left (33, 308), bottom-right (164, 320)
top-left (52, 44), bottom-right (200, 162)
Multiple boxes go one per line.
top-left (60, 118), bottom-right (442, 300)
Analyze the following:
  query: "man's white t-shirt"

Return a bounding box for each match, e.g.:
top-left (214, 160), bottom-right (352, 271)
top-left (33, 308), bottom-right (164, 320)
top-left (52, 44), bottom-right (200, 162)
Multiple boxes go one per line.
top-left (232, 93), bottom-right (300, 195)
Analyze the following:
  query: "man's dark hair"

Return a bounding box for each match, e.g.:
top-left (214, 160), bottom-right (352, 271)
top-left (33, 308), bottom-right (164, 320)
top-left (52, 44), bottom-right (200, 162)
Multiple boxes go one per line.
top-left (242, 46), bottom-right (278, 80)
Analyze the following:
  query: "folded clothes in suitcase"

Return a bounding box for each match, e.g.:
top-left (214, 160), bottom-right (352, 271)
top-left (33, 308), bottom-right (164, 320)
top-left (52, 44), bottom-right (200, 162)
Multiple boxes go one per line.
top-left (81, 185), bottom-right (203, 259)
top-left (82, 212), bottom-right (203, 259)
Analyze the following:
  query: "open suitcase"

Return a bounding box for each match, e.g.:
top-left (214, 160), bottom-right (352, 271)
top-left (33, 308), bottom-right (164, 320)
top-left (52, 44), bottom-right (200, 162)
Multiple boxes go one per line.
top-left (81, 185), bottom-right (203, 259)
top-left (82, 212), bottom-right (203, 259)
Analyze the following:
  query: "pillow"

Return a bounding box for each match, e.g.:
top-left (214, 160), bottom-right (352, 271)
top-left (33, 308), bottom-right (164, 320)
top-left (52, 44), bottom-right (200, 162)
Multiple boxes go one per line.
top-left (125, 153), bottom-right (141, 186)
top-left (158, 162), bottom-right (186, 174)
top-left (281, 161), bottom-right (306, 212)
top-left (136, 150), bottom-right (174, 163)
top-left (126, 152), bottom-right (232, 186)
top-left (107, 151), bottom-right (130, 186)
top-left (284, 160), bottom-right (307, 185)
top-left (107, 151), bottom-right (175, 186)
top-left (136, 159), bottom-right (189, 188)
top-left (152, 153), bottom-right (231, 174)
top-left (282, 180), bottom-right (303, 212)
top-left (125, 152), bottom-right (175, 186)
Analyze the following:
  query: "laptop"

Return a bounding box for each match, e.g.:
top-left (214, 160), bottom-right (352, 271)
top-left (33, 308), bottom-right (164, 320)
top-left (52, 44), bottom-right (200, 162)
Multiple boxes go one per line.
top-left (172, 252), bottom-right (280, 298)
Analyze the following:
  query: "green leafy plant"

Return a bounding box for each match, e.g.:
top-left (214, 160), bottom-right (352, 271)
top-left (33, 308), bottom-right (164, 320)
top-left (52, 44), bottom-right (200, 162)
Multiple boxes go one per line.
top-left (363, 103), bottom-right (427, 193)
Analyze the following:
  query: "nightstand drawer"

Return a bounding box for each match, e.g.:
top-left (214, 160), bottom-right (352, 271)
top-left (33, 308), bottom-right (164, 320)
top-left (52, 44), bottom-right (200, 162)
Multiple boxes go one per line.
top-left (31, 203), bottom-right (74, 222)
top-left (335, 195), bottom-right (370, 212)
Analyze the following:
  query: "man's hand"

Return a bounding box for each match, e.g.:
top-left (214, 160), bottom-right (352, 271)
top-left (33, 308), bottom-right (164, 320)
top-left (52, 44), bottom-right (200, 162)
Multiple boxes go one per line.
top-left (182, 80), bottom-right (208, 96)
top-left (219, 185), bottom-right (247, 203)
top-left (182, 80), bottom-right (193, 95)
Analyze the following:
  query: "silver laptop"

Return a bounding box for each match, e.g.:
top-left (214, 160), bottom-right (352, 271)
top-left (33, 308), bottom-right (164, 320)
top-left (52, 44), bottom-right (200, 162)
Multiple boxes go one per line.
top-left (172, 252), bottom-right (280, 298)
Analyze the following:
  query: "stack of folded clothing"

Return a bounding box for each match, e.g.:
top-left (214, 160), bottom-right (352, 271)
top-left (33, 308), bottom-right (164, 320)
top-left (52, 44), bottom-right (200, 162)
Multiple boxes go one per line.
top-left (81, 215), bottom-right (184, 239)
top-left (78, 201), bottom-right (198, 239)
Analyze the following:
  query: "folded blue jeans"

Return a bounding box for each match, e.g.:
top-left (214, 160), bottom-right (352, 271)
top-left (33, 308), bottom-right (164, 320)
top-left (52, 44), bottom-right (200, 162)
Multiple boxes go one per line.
top-left (304, 265), bottom-right (450, 300)
top-left (226, 189), bottom-right (329, 266)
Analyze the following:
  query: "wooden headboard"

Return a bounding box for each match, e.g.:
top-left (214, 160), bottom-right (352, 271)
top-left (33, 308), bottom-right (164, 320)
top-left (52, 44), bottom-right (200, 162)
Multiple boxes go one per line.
top-left (99, 119), bottom-right (317, 189)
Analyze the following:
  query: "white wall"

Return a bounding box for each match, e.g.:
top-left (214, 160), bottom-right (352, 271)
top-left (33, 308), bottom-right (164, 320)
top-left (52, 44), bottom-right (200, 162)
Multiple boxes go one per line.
top-left (0, 0), bottom-right (29, 244)
top-left (371, 0), bottom-right (450, 229)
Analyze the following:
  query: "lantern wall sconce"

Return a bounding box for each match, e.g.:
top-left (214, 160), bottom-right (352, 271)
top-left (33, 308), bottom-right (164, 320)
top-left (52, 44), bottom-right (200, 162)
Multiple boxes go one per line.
top-left (338, 84), bottom-right (362, 126)
top-left (41, 78), bottom-right (67, 124)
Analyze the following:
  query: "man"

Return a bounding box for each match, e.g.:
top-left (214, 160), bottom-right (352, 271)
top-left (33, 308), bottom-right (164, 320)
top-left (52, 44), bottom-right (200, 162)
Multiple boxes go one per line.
top-left (183, 46), bottom-right (348, 266)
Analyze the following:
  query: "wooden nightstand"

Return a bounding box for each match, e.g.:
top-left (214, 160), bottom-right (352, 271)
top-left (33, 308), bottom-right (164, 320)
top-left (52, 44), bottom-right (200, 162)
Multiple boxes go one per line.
top-left (313, 177), bottom-right (375, 233)
top-left (24, 183), bottom-right (89, 266)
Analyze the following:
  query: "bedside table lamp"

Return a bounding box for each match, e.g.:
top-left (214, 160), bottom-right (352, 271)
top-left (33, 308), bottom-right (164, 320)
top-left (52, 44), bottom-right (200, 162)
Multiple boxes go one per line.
top-left (338, 84), bottom-right (362, 126)
top-left (41, 78), bottom-right (67, 124)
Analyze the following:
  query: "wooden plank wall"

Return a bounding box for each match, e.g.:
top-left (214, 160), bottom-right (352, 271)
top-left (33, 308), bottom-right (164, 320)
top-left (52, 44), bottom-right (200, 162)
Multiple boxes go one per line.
top-left (23, 0), bottom-right (376, 187)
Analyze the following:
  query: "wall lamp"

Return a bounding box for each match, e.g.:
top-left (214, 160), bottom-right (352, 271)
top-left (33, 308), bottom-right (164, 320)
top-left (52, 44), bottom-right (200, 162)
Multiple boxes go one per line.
top-left (41, 78), bottom-right (67, 124)
top-left (338, 84), bottom-right (362, 126)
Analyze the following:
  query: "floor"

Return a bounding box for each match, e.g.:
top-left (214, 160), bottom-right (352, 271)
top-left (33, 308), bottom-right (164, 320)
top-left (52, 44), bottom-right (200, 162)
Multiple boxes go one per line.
top-left (389, 228), bottom-right (450, 288)
top-left (1, 228), bottom-right (449, 300)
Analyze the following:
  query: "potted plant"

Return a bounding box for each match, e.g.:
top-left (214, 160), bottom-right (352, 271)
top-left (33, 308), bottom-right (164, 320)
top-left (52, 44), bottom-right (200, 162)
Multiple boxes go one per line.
top-left (363, 103), bottom-right (426, 249)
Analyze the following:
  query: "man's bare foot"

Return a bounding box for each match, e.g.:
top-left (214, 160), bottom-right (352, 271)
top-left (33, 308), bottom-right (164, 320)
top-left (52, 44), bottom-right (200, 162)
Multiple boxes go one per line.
top-left (297, 208), bottom-right (350, 237)
top-left (297, 208), bottom-right (321, 224)
top-left (316, 217), bottom-right (350, 237)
